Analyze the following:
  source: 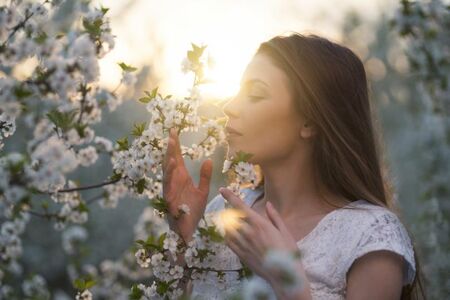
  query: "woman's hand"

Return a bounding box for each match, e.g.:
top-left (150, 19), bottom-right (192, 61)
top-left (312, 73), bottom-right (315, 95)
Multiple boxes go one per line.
top-left (162, 128), bottom-right (213, 242)
top-left (219, 187), bottom-right (299, 279)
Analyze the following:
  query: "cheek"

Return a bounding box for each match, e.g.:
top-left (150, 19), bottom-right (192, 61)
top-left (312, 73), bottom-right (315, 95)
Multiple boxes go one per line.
top-left (229, 105), bottom-right (299, 162)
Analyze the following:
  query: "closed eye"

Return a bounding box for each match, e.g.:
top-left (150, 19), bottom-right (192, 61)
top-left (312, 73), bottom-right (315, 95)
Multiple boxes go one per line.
top-left (248, 96), bottom-right (264, 101)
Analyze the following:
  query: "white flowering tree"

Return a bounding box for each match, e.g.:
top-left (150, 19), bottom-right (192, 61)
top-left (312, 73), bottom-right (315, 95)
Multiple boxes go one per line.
top-left (391, 0), bottom-right (449, 298)
top-left (0, 1), bottom-right (304, 299)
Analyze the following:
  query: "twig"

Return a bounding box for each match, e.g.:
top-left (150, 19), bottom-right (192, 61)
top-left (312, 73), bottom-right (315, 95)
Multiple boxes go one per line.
top-left (56, 178), bottom-right (120, 193)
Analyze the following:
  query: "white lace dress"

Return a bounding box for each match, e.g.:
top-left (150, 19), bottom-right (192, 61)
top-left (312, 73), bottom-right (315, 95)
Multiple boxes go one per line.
top-left (190, 187), bottom-right (416, 299)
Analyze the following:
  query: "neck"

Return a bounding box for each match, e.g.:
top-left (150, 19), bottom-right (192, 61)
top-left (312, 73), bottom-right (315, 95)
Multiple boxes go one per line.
top-left (258, 146), bottom-right (341, 218)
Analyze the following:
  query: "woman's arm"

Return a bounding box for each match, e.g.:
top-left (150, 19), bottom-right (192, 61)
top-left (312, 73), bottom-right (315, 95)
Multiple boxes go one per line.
top-left (346, 250), bottom-right (404, 300)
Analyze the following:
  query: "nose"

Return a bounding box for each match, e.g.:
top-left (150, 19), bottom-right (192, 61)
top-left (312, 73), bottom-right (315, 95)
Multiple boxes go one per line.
top-left (223, 95), bottom-right (240, 119)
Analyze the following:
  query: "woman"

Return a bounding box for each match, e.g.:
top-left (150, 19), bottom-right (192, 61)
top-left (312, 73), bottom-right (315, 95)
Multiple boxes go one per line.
top-left (162, 33), bottom-right (425, 299)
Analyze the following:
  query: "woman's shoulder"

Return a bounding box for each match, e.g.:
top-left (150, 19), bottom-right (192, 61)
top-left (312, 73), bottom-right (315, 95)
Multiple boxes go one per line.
top-left (337, 200), bottom-right (416, 285)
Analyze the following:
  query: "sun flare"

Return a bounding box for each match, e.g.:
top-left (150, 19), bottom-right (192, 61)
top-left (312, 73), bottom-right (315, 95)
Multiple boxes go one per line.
top-left (214, 208), bottom-right (246, 234)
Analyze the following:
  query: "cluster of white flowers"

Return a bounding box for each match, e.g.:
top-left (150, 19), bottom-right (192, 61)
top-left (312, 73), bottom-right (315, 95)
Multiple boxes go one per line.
top-left (0, 215), bottom-right (28, 262)
top-left (184, 213), bottom-right (225, 270)
top-left (222, 155), bottom-right (258, 203)
top-left (50, 181), bottom-right (88, 230)
top-left (0, 2), bottom-right (301, 299)
top-left (94, 136), bottom-right (114, 153)
top-left (77, 146), bottom-right (99, 167)
top-left (132, 207), bottom-right (239, 298)
top-left (62, 226), bottom-right (88, 255)
top-left (100, 180), bottom-right (128, 208)
top-left (263, 249), bottom-right (303, 294)
top-left (241, 276), bottom-right (272, 300)
top-left (27, 135), bottom-right (79, 193)
top-left (0, 1), bottom-right (138, 297)
top-left (133, 207), bottom-right (169, 241)
top-left (393, 1), bottom-right (449, 298)
top-left (22, 274), bottom-right (51, 299)
top-left (135, 283), bottom-right (159, 300)
top-left (109, 64), bottom-right (225, 205)
top-left (393, 0), bottom-right (449, 114)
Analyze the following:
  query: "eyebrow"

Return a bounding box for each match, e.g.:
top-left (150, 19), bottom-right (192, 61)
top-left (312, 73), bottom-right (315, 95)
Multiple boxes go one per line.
top-left (240, 79), bottom-right (269, 88)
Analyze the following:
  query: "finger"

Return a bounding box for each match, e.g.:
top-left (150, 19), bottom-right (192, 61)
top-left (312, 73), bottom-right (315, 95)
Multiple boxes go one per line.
top-left (163, 157), bottom-right (176, 187)
top-left (197, 159), bottom-right (212, 195)
top-left (163, 139), bottom-right (176, 170)
top-left (265, 201), bottom-right (288, 233)
top-left (225, 234), bottom-right (247, 260)
top-left (219, 188), bottom-right (255, 217)
top-left (237, 222), bottom-right (268, 258)
top-left (225, 226), bottom-right (251, 252)
top-left (170, 127), bottom-right (183, 163)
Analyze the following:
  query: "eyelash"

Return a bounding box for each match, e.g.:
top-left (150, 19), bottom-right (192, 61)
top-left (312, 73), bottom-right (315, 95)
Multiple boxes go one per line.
top-left (248, 96), bottom-right (264, 102)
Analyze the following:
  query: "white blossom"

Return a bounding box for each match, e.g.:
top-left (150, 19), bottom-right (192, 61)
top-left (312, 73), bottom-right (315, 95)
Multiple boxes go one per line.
top-left (77, 146), bottom-right (98, 167)
top-left (75, 289), bottom-right (92, 300)
top-left (178, 203), bottom-right (190, 216)
top-left (135, 249), bottom-right (150, 268)
top-left (62, 226), bottom-right (88, 255)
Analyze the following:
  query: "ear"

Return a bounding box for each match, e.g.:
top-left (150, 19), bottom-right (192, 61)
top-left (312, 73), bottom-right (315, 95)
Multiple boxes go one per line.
top-left (300, 122), bottom-right (317, 139)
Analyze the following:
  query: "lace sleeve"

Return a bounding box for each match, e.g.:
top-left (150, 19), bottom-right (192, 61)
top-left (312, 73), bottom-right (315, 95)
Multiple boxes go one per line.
top-left (344, 210), bottom-right (416, 286)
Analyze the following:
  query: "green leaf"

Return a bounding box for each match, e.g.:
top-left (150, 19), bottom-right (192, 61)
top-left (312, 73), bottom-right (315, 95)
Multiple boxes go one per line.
top-left (157, 232), bottom-right (167, 248)
top-left (13, 86), bottom-right (33, 99)
top-left (78, 202), bottom-right (89, 213)
top-left (238, 265), bottom-right (253, 279)
top-left (187, 43), bottom-right (207, 64)
top-left (73, 278), bottom-right (86, 290)
top-left (83, 18), bottom-right (103, 37)
top-left (116, 137), bottom-right (129, 151)
top-left (136, 178), bottom-right (146, 194)
top-left (233, 151), bottom-right (253, 164)
top-left (144, 87), bottom-right (158, 98)
top-left (34, 31), bottom-right (48, 44)
top-left (129, 284), bottom-right (144, 300)
top-left (132, 122), bottom-right (146, 137)
top-left (135, 239), bottom-right (146, 246)
top-left (118, 62), bottom-right (137, 72)
top-left (46, 109), bottom-right (78, 132)
top-left (110, 172), bottom-right (122, 181)
top-left (145, 235), bottom-right (156, 245)
top-left (100, 6), bottom-right (109, 15)
top-left (85, 280), bottom-right (96, 289)
top-left (198, 225), bottom-right (224, 243)
top-left (138, 96), bottom-right (151, 104)
top-left (150, 196), bottom-right (169, 214)
top-left (156, 281), bottom-right (170, 295)
top-left (74, 123), bottom-right (88, 138)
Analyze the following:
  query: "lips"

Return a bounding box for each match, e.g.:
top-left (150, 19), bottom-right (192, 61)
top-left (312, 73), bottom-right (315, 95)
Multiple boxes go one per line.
top-left (225, 126), bottom-right (243, 136)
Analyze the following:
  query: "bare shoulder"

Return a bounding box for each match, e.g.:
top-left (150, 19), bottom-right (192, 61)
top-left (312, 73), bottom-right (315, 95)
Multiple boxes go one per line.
top-left (346, 249), bottom-right (404, 300)
top-left (342, 200), bottom-right (416, 299)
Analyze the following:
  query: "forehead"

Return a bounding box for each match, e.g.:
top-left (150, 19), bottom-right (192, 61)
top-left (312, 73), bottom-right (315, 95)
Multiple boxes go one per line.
top-left (240, 53), bottom-right (289, 89)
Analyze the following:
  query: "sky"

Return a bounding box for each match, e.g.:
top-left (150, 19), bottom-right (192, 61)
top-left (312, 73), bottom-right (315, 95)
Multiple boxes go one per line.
top-left (95, 0), bottom-right (397, 100)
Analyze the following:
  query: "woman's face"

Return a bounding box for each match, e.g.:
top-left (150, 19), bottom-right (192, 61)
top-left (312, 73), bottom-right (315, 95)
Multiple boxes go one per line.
top-left (223, 53), bottom-right (307, 164)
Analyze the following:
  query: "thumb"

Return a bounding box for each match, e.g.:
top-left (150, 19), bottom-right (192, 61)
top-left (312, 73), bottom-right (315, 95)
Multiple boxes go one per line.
top-left (265, 202), bottom-right (288, 233)
top-left (198, 159), bottom-right (213, 195)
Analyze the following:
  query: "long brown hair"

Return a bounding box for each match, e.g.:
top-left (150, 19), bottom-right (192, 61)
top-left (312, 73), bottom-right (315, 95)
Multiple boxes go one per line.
top-left (254, 32), bottom-right (426, 299)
